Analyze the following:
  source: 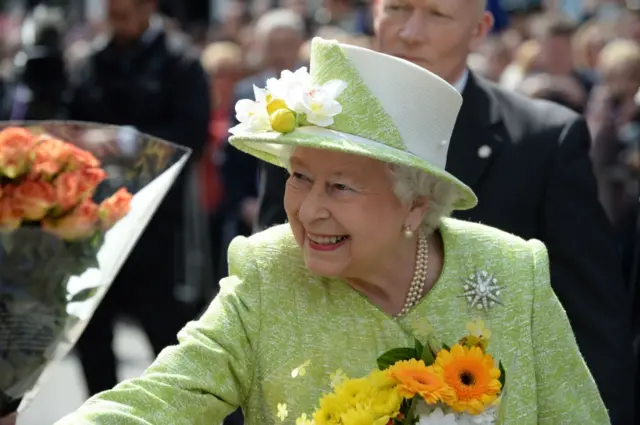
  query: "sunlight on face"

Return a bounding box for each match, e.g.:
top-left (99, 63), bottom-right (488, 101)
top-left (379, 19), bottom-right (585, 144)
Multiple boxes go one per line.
top-left (284, 148), bottom-right (409, 278)
top-left (373, 0), bottom-right (492, 83)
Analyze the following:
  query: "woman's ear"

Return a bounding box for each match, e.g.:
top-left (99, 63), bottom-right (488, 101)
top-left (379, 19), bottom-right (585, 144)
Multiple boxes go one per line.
top-left (405, 196), bottom-right (430, 230)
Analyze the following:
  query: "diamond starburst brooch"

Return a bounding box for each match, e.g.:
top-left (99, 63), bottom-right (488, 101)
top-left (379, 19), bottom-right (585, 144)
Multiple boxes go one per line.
top-left (460, 270), bottom-right (503, 311)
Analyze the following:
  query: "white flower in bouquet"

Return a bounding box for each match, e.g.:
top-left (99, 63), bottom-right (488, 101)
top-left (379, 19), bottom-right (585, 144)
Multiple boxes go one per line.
top-left (456, 407), bottom-right (497, 425)
top-left (417, 407), bottom-right (458, 425)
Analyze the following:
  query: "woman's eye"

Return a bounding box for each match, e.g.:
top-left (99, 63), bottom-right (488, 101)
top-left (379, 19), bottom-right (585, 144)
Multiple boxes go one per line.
top-left (333, 183), bottom-right (352, 192)
top-left (291, 172), bottom-right (308, 181)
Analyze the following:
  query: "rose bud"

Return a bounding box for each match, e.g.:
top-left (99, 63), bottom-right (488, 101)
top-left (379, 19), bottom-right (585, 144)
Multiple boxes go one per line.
top-left (66, 146), bottom-right (100, 171)
top-left (30, 137), bottom-right (73, 179)
top-left (0, 127), bottom-right (37, 178)
top-left (12, 180), bottom-right (56, 221)
top-left (42, 199), bottom-right (99, 241)
top-left (98, 188), bottom-right (133, 230)
top-left (0, 186), bottom-right (22, 231)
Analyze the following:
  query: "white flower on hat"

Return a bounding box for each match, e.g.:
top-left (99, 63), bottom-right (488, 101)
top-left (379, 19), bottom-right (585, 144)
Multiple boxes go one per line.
top-left (266, 67), bottom-right (311, 105)
top-left (229, 85), bottom-right (271, 135)
top-left (296, 79), bottom-right (347, 127)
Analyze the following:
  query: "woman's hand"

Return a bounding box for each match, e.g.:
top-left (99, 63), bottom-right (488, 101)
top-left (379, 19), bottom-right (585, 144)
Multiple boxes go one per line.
top-left (0, 413), bottom-right (17, 425)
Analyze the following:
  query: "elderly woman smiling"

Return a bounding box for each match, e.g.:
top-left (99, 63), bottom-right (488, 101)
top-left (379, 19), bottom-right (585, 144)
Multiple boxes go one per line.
top-left (54, 38), bottom-right (609, 425)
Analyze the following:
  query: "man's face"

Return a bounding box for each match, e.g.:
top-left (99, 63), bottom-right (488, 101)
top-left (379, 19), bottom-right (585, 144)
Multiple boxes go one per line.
top-left (539, 35), bottom-right (573, 75)
top-left (372, 0), bottom-right (493, 84)
top-left (108, 0), bottom-right (152, 44)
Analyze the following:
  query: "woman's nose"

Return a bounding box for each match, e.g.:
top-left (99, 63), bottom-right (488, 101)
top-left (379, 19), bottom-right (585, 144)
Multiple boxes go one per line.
top-left (297, 185), bottom-right (330, 224)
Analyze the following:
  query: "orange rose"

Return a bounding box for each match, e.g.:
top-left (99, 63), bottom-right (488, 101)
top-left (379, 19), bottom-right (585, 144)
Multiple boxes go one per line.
top-left (77, 168), bottom-right (107, 197)
top-left (54, 171), bottom-right (84, 211)
top-left (0, 127), bottom-right (37, 178)
top-left (42, 199), bottom-right (99, 241)
top-left (12, 180), bottom-right (56, 221)
top-left (67, 146), bottom-right (100, 171)
top-left (98, 188), bottom-right (132, 230)
top-left (30, 137), bottom-right (73, 179)
top-left (0, 186), bottom-right (22, 231)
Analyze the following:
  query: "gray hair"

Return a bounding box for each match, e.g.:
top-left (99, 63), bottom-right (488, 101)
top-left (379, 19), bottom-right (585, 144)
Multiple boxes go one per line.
top-left (278, 146), bottom-right (460, 235)
top-left (255, 8), bottom-right (305, 39)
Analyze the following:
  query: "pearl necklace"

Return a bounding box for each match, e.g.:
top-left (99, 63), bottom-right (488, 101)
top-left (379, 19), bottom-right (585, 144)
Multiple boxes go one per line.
top-left (396, 233), bottom-right (429, 318)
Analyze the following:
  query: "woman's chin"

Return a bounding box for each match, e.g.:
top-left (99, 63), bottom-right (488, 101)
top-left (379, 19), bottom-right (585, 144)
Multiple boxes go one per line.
top-left (303, 256), bottom-right (347, 278)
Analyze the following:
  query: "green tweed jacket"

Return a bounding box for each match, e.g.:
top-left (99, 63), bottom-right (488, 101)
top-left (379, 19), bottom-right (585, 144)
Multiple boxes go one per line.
top-left (55, 218), bottom-right (609, 424)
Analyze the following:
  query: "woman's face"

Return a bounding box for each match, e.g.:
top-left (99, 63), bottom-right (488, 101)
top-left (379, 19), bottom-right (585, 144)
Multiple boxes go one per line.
top-left (284, 147), bottom-right (425, 279)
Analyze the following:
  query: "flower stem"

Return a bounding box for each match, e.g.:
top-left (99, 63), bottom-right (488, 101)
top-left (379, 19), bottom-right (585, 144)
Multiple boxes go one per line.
top-left (402, 398), bottom-right (418, 425)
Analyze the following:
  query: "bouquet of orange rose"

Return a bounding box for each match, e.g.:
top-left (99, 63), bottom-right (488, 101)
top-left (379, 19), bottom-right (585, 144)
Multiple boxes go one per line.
top-left (298, 322), bottom-right (509, 425)
top-left (0, 122), bottom-right (191, 415)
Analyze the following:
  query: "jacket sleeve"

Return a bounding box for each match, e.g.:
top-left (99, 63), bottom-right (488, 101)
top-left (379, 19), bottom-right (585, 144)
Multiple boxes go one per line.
top-left (540, 116), bottom-right (635, 424)
top-left (54, 236), bottom-right (261, 425)
top-left (528, 239), bottom-right (610, 424)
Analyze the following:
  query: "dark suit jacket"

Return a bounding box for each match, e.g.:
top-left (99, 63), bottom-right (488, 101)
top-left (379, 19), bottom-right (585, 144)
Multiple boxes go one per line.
top-left (255, 72), bottom-right (635, 423)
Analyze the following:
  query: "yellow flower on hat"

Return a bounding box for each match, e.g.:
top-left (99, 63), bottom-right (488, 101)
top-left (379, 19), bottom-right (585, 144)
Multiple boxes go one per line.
top-left (270, 109), bottom-right (297, 133)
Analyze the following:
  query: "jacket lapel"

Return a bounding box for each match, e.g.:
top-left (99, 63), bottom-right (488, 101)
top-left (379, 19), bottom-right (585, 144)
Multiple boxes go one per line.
top-left (445, 73), bottom-right (504, 192)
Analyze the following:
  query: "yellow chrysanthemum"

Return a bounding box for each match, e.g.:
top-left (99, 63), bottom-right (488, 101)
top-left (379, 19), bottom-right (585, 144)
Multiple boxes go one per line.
top-left (387, 358), bottom-right (456, 405)
top-left (312, 371), bottom-right (403, 425)
top-left (433, 344), bottom-right (502, 414)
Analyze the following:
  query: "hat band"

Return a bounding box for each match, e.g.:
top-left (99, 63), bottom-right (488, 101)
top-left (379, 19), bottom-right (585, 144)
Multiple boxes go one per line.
top-left (293, 126), bottom-right (446, 169)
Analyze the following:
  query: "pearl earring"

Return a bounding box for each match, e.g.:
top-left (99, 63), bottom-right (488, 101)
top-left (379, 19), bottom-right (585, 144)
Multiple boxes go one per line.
top-left (403, 225), bottom-right (414, 239)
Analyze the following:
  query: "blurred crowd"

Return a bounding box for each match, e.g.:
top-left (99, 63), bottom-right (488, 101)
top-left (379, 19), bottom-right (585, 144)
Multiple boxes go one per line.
top-left (0, 0), bottom-right (639, 423)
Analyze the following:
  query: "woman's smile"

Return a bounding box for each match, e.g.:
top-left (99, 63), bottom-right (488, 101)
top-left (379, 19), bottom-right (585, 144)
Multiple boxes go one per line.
top-left (306, 232), bottom-right (351, 251)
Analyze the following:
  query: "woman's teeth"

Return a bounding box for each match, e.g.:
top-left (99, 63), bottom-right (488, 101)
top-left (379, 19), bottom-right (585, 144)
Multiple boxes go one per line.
top-left (308, 235), bottom-right (349, 245)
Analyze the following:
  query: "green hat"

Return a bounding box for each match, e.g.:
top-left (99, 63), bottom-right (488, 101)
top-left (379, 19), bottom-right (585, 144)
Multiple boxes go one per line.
top-left (229, 37), bottom-right (477, 210)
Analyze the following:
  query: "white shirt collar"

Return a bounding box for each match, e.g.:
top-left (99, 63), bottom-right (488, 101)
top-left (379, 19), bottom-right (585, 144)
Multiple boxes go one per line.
top-left (453, 69), bottom-right (469, 93)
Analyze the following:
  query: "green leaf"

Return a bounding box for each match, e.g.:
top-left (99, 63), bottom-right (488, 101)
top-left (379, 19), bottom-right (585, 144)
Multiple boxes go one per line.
top-left (442, 343), bottom-right (451, 351)
top-left (427, 334), bottom-right (443, 357)
top-left (498, 360), bottom-right (506, 389)
top-left (414, 339), bottom-right (424, 359)
top-left (421, 342), bottom-right (435, 366)
top-left (376, 347), bottom-right (417, 370)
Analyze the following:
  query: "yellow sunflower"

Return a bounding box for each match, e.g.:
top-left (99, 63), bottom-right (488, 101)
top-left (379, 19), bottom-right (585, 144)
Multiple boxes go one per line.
top-left (387, 359), bottom-right (456, 405)
top-left (433, 344), bottom-right (501, 414)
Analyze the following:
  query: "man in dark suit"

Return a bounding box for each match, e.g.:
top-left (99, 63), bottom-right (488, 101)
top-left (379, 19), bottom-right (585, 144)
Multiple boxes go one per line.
top-left (254, 1), bottom-right (636, 423)
top-left (66, 0), bottom-right (210, 397)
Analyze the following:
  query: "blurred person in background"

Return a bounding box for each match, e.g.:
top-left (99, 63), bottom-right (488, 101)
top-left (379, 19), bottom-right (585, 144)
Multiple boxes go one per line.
top-left (1, 4), bottom-right (67, 120)
top-left (517, 72), bottom-right (588, 112)
top-left (220, 7), bottom-right (305, 264)
top-left (530, 13), bottom-right (595, 97)
top-left (498, 39), bottom-right (541, 90)
top-left (589, 39), bottom-right (640, 241)
top-left (65, 0), bottom-right (210, 398)
top-left (474, 35), bottom-right (512, 82)
top-left (199, 41), bottom-right (244, 283)
top-left (573, 19), bottom-right (615, 80)
top-left (256, 1), bottom-right (635, 422)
